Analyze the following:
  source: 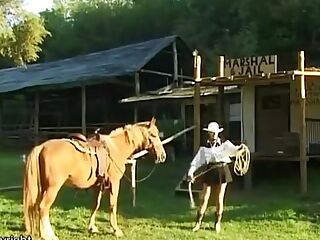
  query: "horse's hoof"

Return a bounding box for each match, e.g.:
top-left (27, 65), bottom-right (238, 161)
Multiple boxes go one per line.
top-left (114, 229), bottom-right (124, 237)
top-left (88, 225), bottom-right (99, 233)
top-left (215, 222), bottom-right (221, 233)
top-left (192, 223), bottom-right (201, 232)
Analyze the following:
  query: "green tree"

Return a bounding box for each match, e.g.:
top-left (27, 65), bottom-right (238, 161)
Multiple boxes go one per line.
top-left (39, 0), bottom-right (185, 62)
top-left (0, 0), bottom-right (50, 65)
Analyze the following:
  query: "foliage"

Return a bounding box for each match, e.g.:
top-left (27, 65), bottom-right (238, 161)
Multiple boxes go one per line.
top-left (0, 0), bottom-right (50, 65)
top-left (3, 0), bottom-right (320, 72)
top-left (39, 0), bottom-right (184, 61)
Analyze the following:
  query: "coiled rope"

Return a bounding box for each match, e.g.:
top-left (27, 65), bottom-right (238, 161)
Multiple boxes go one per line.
top-left (233, 144), bottom-right (251, 176)
top-left (188, 144), bottom-right (251, 208)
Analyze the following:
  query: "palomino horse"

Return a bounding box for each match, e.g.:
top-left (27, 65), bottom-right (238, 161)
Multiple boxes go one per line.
top-left (23, 118), bottom-right (166, 240)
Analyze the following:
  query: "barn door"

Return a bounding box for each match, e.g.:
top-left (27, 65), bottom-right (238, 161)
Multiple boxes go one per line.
top-left (255, 84), bottom-right (290, 153)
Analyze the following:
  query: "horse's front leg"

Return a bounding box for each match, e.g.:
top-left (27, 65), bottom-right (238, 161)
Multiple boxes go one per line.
top-left (109, 181), bottom-right (123, 237)
top-left (88, 187), bottom-right (103, 233)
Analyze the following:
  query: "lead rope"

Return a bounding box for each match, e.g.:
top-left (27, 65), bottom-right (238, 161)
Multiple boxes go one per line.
top-left (188, 144), bottom-right (251, 208)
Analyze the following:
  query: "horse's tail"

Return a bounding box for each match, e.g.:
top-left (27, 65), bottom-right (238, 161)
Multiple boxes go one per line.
top-left (23, 144), bottom-right (43, 236)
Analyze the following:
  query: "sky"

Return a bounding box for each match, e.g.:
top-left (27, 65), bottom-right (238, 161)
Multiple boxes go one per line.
top-left (23, 0), bottom-right (54, 14)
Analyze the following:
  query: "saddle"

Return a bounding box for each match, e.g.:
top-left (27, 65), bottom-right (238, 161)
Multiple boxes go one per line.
top-left (66, 132), bottom-right (109, 186)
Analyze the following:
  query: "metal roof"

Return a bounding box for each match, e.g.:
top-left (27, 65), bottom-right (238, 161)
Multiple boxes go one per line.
top-left (0, 35), bottom-right (184, 93)
top-left (119, 84), bottom-right (239, 103)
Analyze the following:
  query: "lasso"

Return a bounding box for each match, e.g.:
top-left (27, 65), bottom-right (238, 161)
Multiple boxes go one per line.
top-left (233, 144), bottom-right (251, 176)
top-left (188, 144), bottom-right (251, 209)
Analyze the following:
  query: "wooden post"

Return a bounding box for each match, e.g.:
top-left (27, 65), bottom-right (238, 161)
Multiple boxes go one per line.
top-left (0, 95), bottom-right (2, 138)
top-left (179, 68), bottom-right (184, 87)
top-left (181, 103), bottom-right (187, 150)
top-left (134, 72), bottom-right (140, 122)
top-left (242, 87), bottom-right (253, 190)
top-left (298, 51), bottom-right (307, 194)
top-left (34, 90), bottom-right (39, 144)
top-left (193, 50), bottom-right (201, 154)
top-left (173, 41), bottom-right (178, 87)
top-left (81, 84), bottom-right (86, 135)
top-left (217, 56), bottom-right (226, 133)
top-left (130, 71), bottom-right (141, 205)
top-left (131, 160), bottom-right (136, 207)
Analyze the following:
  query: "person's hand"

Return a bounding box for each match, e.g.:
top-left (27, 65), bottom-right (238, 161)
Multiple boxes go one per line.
top-left (187, 166), bottom-right (196, 183)
top-left (237, 144), bottom-right (244, 150)
top-left (187, 174), bottom-right (195, 183)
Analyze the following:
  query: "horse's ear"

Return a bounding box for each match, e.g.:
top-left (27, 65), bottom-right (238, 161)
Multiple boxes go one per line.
top-left (150, 117), bottom-right (156, 126)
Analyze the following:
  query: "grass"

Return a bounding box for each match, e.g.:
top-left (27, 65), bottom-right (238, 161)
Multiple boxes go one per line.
top-left (0, 149), bottom-right (320, 239)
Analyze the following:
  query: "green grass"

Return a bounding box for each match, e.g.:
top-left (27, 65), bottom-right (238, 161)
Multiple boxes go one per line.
top-left (0, 149), bottom-right (320, 239)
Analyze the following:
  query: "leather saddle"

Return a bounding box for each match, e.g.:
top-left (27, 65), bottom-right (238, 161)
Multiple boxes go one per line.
top-left (67, 131), bottom-right (109, 186)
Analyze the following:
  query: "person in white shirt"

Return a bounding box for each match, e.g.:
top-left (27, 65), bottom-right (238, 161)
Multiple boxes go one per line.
top-left (187, 121), bottom-right (241, 233)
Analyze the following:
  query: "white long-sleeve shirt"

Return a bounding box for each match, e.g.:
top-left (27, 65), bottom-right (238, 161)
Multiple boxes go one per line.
top-left (188, 139), bottom-right (239, 177)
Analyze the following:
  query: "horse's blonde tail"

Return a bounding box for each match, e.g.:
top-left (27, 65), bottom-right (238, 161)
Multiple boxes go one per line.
top-left (23, 144), bottom-right (43, 236)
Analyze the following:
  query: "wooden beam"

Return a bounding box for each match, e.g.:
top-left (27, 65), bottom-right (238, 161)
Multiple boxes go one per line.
top-left (81, 84), bottom-right (86, 135)
top-left (298, 51), bottom-right (308, 194)
top-left (292, 70), bottom-right (320, 77)
top-left (140, 69), bottom-right (194, 80)
top-left (134, 72), bottom-right (140, 122)
top-left (173, 41), bottom-right (179, 87)
top-left (34, 90), bottom-right (39, 144)
top-left (193, 50), bottom-right (201, 154)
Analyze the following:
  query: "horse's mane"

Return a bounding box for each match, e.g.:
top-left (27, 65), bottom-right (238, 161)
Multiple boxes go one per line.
top-left (109, 123), bottom-right (149, 149)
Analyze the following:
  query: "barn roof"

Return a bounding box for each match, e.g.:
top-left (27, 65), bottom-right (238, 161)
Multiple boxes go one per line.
top-left (0, 35), bottom-right (187, 93)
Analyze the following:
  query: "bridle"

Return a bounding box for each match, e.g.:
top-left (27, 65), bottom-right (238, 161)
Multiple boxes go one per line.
top-left (105, 127), bottom-right (161, 183)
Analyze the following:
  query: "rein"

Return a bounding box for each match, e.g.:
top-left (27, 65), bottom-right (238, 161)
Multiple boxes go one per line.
top-left (109, 155), bottom-right (157, 183)
top-left (188, 144), bottom-right (251, 208)
top-left (188, 163), bottom-right (226, 209)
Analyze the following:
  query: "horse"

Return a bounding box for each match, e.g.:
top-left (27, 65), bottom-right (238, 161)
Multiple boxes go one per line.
top-left (23, 117), bottom-right (166, 240)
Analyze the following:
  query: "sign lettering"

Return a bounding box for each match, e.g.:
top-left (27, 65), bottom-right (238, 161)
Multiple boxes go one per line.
top-left (224, 55), bottom-right (277, 76)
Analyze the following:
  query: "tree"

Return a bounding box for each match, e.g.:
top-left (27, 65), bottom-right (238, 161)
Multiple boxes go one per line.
top-left (0, 0), bottom-right (50, 65)
top-left (39, 0), bottom-right (185, 62)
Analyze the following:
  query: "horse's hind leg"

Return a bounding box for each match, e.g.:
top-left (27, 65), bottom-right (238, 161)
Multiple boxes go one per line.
top-left (88, 188), bottom-right (103, 233)
top-left (109, 181), bottom-right (123, 237)
top-left (39, 184), bottom-right (61, 240)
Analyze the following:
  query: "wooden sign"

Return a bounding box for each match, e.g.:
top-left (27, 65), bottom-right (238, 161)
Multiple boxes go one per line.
top-left (224, 55), bottom-right (277, 76)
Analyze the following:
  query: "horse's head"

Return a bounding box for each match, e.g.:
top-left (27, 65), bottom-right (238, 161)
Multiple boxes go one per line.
top-left (143, 117), bottom-right (166, 163)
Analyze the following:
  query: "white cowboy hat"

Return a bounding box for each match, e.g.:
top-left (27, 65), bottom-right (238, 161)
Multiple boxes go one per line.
top-left (203, 122), bottom-right (224, 133)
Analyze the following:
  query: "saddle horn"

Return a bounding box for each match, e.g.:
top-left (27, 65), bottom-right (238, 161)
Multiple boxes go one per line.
top-left (95, 128), bottom-right (101, 134)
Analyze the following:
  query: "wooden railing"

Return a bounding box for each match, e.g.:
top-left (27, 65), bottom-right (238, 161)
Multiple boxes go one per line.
top-left (0, 122), bottom-right (126, 147)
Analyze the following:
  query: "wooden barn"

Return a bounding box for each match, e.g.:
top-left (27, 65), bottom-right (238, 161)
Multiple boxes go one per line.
top-left (0, 35), bottom-right (193, 147)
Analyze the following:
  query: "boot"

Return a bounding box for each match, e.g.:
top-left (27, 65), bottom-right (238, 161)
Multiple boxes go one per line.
top-left (192, 210), bottom-right (205, 232)
top-left (214, 212), bottom-right (222, 233)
